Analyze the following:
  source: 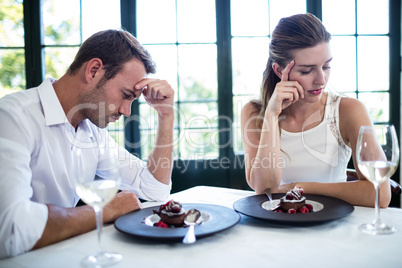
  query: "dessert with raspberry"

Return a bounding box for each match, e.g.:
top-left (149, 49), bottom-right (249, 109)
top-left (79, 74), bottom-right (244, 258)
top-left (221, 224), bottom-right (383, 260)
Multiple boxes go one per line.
top-left (154, 200), bottom-right (186, 227)
top-left (279, 187), bottom-right (306, 212)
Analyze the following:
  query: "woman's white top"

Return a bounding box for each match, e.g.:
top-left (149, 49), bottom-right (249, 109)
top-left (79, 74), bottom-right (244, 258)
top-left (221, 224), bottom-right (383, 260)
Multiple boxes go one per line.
top-left (280, 92), bottom-right (352, 184)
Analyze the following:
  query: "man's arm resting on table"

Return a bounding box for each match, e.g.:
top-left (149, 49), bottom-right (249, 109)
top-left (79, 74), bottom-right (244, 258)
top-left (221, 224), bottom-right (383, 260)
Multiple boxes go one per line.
top-left (32, 190), bottom-right (140, 249)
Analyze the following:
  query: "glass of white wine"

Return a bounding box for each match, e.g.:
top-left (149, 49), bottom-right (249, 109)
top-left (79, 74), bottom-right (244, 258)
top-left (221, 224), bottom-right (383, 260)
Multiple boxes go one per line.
top-left (74, 145), bottom-right (123, 266)
top-left (356, 125), bottom-right (400, 235)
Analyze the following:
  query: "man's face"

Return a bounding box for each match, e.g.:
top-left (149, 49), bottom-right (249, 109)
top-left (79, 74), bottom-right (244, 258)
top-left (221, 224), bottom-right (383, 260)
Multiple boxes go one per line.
top-left (79, 59), bottom-right (146, 128)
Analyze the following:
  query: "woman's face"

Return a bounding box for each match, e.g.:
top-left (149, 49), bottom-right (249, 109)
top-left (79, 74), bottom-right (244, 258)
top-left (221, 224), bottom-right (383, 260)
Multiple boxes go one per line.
top-left (288, 42), bottom-right (332, 101)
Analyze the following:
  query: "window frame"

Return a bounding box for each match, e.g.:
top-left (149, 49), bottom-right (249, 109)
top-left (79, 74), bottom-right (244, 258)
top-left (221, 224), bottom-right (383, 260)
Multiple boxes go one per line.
top-left (22, 0), bottom-right (401, 204)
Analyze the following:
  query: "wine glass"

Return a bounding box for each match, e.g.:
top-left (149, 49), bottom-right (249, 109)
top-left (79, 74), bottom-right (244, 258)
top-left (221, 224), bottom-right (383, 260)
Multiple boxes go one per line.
top-left (356, 125), bottom-right (400, 235)
top-left (74, 145), bottom-right (123, 266)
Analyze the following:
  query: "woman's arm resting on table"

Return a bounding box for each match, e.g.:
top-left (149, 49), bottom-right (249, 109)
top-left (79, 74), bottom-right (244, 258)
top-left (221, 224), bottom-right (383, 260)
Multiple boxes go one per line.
top-left (279, 179), bottom-right (391, 208)
top-left (241, 61), bottom-right (305, 194)
top-left (241, 102), bottom-right (282, 193)
top-left (339, 97), bottom-right (391, 207)
top-left (277, 97), bottom-right (391, 208)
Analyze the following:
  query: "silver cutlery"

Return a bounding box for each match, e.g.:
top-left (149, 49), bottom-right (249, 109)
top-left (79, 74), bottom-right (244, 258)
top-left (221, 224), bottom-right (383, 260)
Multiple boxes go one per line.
top-left (182, 209), bottom-right (202, 244)
top-left (264, 188), bottom-right (274, 210)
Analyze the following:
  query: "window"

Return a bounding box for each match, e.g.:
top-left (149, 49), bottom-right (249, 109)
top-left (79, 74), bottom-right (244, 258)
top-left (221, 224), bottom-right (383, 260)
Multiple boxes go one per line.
top-left (231, 0), bottom-right (306, 154)
top-left (0, 0), bottom-right (24, 98)
top-left (40, 0), bottom-right (123, 144)
top-left (6, 0), bottom-right (402, 195)
top-left (136, 0), bottom-right (218, 160)
top-left (124, 0), bottom-right (401, 195)
top-left (41, 0), bottom-right (121, 79)
top-left (322, 0), bottom-right (391, 124)
top-left (133, 0), bottom-right (307, 160)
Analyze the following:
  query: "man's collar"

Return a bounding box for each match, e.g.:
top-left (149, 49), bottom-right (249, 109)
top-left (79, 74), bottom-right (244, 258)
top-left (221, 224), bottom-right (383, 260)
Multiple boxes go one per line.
top-left (38, 78), bottom-right (95, 141)
top-left (38, 78), bottom-right (68, 126)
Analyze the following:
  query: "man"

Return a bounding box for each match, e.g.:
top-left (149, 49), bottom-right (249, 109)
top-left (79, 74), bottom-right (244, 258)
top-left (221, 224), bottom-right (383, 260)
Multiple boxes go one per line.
top-left (0, 29), bottom-right (174, 258)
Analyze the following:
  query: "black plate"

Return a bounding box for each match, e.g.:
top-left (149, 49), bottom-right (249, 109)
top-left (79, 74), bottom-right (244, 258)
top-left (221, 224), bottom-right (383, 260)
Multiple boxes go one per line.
top-left (233, 194), bottom-right (354, 224)
top-left (114, 203), bottom-right (240, 240)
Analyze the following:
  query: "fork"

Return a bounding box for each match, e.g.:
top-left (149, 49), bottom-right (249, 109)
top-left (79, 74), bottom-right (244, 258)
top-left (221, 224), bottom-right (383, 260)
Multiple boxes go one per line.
top-left (264, 188), bottom-right (274, 209)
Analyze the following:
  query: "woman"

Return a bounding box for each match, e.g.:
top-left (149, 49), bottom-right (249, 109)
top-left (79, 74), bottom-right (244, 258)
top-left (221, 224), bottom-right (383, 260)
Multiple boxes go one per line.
top-left (241, 13), bottom-right (391, 207)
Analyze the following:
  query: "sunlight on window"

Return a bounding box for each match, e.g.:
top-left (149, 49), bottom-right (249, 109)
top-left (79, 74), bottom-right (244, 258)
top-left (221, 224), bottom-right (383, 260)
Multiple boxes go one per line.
top-left (231, 38), bottom-right (269, 97)
top-left (41, 0), bottom-right (122, 146)
top-left (231, 0), bottom-right (269, 36)
top-left (0, 0), bottom-right (24, 47)
top-left (33, 0), bottom-right (394, 159)
top-left (231, 0), bottom-right (306, 154)
top-left (0, 0), bottom-right (25, 96)
top-left (358, 36), bottom-right (389, 91)
top-left (42, 0), bottom-right (121, 79)
top-left (357, 0), bottom-right (388, 34)
top-left (42, 0), bottom-right (81, 45)
top-left (137, 0), bottom-right (177, 44)
top-left (328, 36), bottom-right (356, 93)
top-left (177, 0), bottom-right (216, 43)
top-left (269, 0), bottom-right (307, 30)
top-left (322, 0), bottom-right (355, 35)
top-left (136, 0), bottom-right (219, 160)
top-left (322, 0), bottom-right (390, 126)
top-left (359, 92), bottom-right (389, 123)
top-left (144, 45), bottom-right (178, 92)
top-left (82, 0), bottom-right (121, 40)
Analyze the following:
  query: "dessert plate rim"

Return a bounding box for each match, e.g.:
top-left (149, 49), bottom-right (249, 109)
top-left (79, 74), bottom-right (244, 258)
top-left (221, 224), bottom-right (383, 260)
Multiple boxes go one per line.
top-left (233, 193), bottom-right (354, 225)
top-left (114, 203), bottom-right (240, 240)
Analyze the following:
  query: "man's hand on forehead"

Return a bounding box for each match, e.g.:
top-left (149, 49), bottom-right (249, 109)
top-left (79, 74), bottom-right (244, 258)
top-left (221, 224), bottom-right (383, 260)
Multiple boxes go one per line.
top-left (135, 78), bottom-right (151, 92)
top-left (136, 78), bottom-right (174, 100)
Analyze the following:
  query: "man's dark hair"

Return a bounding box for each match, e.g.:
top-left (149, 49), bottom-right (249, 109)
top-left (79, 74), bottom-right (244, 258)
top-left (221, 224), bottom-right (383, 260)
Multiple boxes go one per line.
top-left (68, 29), bottom-right (156, 81)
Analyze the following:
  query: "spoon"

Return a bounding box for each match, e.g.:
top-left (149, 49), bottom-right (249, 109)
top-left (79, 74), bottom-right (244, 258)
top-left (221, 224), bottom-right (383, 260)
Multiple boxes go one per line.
top-left (182, 209), bottom-right (202, 244)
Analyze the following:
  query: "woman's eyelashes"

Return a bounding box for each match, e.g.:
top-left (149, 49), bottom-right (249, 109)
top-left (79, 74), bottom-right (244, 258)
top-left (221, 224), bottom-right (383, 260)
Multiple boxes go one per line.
top-left (299, 65), bottom-right (331, 75)
top-left (299, 69), bottom-right (313, 75)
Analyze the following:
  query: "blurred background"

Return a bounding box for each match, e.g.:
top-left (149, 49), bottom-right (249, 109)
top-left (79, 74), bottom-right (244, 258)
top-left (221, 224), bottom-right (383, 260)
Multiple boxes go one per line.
top-left (0, 0), bottom-right (401, 206)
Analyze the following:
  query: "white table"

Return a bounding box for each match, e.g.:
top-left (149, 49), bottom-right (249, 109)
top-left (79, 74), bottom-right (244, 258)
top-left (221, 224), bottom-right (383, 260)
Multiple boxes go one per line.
top-left (1, 186), bottom-right (401, 268)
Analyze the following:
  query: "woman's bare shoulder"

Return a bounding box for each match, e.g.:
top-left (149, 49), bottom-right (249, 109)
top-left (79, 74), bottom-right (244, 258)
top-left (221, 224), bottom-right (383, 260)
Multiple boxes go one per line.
top-left (241, 100), bottom-right (260, 117)
top-left (339, 96), bottom-right (369, 115)
top-left (338, 96), bottom-right (372, 138)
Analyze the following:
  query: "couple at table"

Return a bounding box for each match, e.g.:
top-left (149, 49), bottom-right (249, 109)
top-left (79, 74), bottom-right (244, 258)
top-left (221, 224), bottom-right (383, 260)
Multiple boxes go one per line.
top-left (0, 13), bottom-right (389, 259)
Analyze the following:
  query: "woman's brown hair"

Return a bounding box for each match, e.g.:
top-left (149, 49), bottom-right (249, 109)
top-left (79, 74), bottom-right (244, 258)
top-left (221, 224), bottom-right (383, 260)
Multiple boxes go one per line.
top-left (253, 13), bottom-right (331, 128)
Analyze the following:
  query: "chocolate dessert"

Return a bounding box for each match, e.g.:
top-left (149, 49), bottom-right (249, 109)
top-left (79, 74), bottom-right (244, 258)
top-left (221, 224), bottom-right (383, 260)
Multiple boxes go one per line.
top-left (154, 200), bottom-right (186, 227)
top-left (279, 187), bottom-right (306, 212)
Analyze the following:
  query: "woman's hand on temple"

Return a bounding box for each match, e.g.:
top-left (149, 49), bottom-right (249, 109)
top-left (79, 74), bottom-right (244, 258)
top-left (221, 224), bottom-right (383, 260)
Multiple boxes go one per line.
top-left (267, 60), bottom-right (304, 116)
